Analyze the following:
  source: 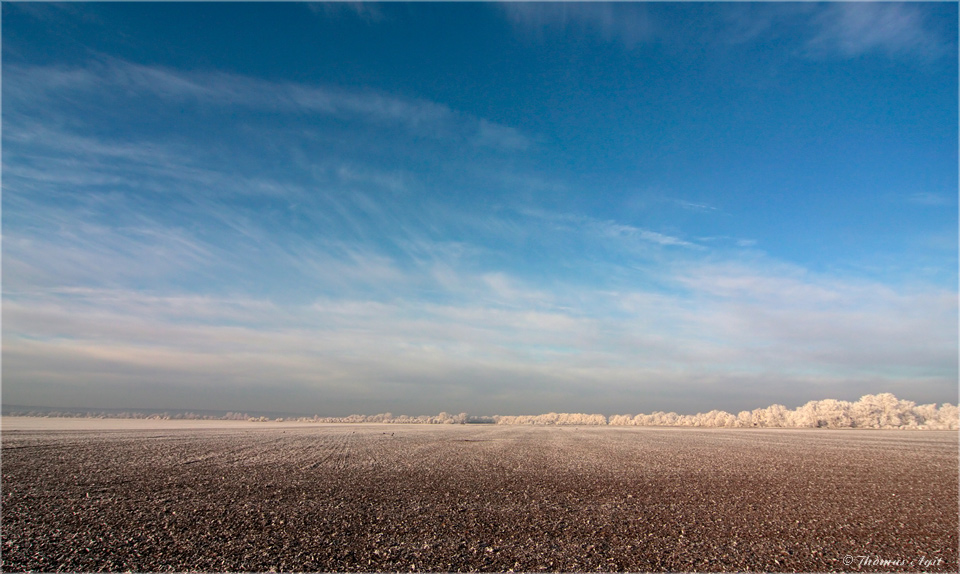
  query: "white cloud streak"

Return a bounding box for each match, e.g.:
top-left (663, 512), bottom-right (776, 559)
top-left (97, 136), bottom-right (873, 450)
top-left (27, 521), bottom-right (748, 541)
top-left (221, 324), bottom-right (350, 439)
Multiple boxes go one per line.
top-left (806, 2), bottom-right (951, 60)
top-left (307, 1), bottom-right (385, 23)
top-left (906, 192), bottom-right (954, 207)
top-left (501, 2), bottom-right (656, 48)
top-left (519, 208), bottom-right (698, 250)
top-left (4, 58), bottom-right (531, 150)
top-left (599, 221), bottom-right (697, 248)
top-left (502, 3), bottom-right (953, 63)
top-left (673, 199), bottom-right (718, 212)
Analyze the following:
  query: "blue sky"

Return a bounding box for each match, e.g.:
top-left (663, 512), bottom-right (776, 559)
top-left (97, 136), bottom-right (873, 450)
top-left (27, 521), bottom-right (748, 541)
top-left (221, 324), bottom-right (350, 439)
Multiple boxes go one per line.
top-left (3, 2), bottom-right (957, 416)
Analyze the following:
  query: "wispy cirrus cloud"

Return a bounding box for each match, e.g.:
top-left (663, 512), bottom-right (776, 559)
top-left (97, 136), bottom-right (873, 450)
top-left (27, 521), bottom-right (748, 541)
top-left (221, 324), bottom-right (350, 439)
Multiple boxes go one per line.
top-left (906, 192), bottom-right (955, 207)
top-left (4, 58), bottom-right (530, 151)
top-left (2, 56), bottom-right (542, 303)
top-left (518, 207), bottom-right (699, 251)
top-left (598, 221), bottom-right (697, 249)
top-left (307, 1), bottom-right (386, 23)
top-left (501, 3), bottom-right (954, 63)
top-left (805, 2), bottom-right (953, 60)
top-left (500, 2), bottom-right (656, 48)
top-left (673, 199), bottom-right (718, 213)
top-left (717, 2), bottom-right (953, 61)
top-left (716, 2), bottom-right (954, 61)
top-left (474, 119), bottom-right (531, 151)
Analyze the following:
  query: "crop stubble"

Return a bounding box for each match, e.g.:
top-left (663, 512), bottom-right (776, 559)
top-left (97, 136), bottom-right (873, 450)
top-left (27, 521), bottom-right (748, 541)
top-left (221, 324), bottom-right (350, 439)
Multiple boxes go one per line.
top-left (2, 423), bottom-right (956, 572)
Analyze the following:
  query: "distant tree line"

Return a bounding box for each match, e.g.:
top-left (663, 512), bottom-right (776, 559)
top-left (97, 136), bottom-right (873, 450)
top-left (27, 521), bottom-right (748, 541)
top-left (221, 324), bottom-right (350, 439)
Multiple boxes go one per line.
top-left (1, 409), bottom-right (245, 420)
top-left (301, 412), bottom-right (471, 425)
top-left (492, 412), bottom-right (608, 426)
top-left (607, 394), bottom-right (958, 430)
top-left (4, 394), bottom-right (956, 430)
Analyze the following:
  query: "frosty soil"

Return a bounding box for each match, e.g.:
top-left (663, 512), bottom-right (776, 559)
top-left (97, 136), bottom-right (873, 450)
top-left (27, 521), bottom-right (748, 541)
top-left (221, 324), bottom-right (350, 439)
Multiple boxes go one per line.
top-left (2, 422), bottom-right (956, 572)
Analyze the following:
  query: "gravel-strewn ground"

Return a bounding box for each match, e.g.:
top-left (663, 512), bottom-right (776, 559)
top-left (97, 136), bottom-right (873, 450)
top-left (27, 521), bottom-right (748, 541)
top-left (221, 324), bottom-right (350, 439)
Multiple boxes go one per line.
top-left (2, 421), bottom-right (956, 572)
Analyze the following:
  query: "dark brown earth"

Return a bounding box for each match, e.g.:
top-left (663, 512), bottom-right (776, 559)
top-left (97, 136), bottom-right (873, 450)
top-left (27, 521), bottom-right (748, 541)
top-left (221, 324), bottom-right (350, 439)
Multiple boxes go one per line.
top-left (2, 422), bottom-right (956, 572)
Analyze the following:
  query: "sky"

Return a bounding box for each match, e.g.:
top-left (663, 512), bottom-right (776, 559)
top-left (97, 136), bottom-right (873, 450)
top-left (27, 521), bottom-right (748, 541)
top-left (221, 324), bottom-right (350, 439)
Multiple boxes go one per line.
top-left (2, 2), bottom-right (957, 417)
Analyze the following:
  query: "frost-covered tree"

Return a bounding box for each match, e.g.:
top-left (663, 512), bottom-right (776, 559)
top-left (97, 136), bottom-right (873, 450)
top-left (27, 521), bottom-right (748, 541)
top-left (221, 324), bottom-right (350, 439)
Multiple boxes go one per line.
top-left (793, 399), bottom-right (854, 428)
top-left (935, 403), bottom-right (959, 430)
top-left (736, 410), bottom-right (754, 427)
top-left (852, 393), bottom-right (901, 428)
top-left (752, 404), bottom-right (789, 427)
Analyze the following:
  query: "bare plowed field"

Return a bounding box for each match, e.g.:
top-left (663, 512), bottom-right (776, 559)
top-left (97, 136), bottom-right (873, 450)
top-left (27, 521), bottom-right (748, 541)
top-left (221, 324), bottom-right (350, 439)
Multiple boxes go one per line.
top-left (2, 421), bottom-right (956, 572)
